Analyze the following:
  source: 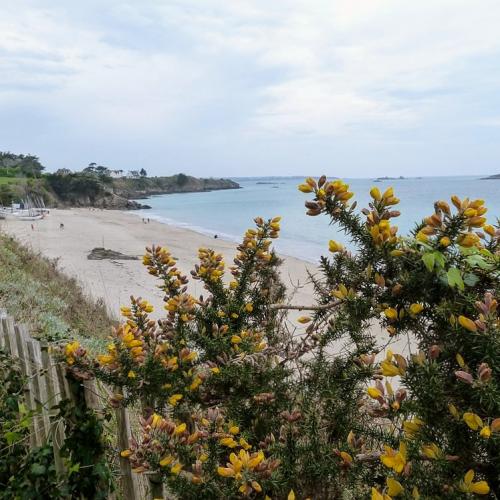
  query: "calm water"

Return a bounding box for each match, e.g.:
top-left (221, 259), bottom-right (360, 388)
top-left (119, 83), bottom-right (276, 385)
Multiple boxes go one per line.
top-left (135, 176), bottom-right (500, 262)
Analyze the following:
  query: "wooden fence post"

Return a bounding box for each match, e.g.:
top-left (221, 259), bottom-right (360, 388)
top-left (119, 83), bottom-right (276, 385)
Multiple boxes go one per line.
top-left (40, 341), bottom-right (65, 475)
top-left (14, 325), bottom-right (40, 448)
top-left (115, 388), bottom-right (138, 500)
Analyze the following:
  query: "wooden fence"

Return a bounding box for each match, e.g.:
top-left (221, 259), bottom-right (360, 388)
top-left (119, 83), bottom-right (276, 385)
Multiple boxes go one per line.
top-left (0, 311), bottom-right (147, 499)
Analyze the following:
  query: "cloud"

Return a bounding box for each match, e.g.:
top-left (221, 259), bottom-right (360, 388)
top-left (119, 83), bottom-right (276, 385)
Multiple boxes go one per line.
top-left (1, 0), bottom-right (500, 175)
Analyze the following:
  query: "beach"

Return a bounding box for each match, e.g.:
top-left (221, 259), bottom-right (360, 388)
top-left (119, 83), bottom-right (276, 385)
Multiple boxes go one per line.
top-left (0, 209), bottom-right (317, 319)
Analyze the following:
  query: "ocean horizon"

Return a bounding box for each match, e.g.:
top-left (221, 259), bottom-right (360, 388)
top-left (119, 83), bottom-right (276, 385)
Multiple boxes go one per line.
top-left (134, 175), bottom-right (500, 263)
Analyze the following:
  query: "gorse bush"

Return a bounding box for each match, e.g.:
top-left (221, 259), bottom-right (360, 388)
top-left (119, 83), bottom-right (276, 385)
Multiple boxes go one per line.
top-left (65, 178), bottom-right (499, 499)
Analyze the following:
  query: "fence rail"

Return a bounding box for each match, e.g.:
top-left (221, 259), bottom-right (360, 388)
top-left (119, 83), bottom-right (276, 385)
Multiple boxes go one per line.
top-left (0, 311), bottom-right (142, 499)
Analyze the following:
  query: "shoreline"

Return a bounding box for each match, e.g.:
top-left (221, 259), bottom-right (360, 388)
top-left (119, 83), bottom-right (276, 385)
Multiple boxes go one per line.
top-left (127, 208), bottom-right (320, 265)
top-left (0, 208), bottom-right (317, 319)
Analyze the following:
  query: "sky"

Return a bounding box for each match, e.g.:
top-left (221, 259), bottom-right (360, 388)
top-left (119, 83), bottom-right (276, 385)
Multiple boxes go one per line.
top-left (1, 0), bottom-right (500, 178)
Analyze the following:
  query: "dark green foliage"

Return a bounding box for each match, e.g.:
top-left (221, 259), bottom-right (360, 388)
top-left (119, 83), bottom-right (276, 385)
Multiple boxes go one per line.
top-left (57, 380), bottom-right (114, 499)
top-left (176, 173), bottom-right (189, 186)
top-left (0, 152), bottom-right (45, 178)
top-left (45, 172), bottom-right (105, 203)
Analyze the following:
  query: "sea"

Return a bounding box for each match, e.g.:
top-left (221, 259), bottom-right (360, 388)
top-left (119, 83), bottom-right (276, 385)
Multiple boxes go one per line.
top-left (134, 176), bottom-right (500, 263)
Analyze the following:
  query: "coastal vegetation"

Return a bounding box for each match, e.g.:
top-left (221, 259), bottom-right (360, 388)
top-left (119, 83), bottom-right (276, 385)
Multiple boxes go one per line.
top-left (42, 179), bottom-right (498, 498)
top-left (0, 233), bottom-right (113, 343)
top-left (0, 152), bottom-right (240, 210)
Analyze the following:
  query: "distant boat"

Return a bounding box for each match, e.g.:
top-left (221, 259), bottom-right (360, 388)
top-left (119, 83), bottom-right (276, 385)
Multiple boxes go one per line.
top-left (0, 196), bottom-right (49, 220)
top-left (17, 214), bottom-right (44, 221)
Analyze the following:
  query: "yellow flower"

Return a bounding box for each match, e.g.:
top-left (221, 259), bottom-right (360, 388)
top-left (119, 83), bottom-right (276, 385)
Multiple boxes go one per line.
top-left (127, 370), bottom-right (136, 378)
top-left (381, 360), bottom-right (401, 377)
top-left (120, 449), bottom-right (132, 458)
top-left (297, 316), bottom-right (311, 324)
top-left (421, 443), bottom-right (441, 459)
top-left (168, 394), bottom-right (183, 406)
top-left (371, 488), bottom-right (391, 500)
top-left (403, 418), bottom-right (424, 438)
top-left (171, 462), bottom-right (182, 475)
top-left (479, 426), bottom-right (491, 439)
top-left (458, 315), bottom-right (477, 332)
top-left (439, 236), bottom-right (451, 247)
top-left (390, 249), bottom-right (404, 257)
top-left (340, 451), bottom-right (353, 465)
top-left (288, 490), bottom-right (296, 500)
top-left (381, 442), bottom-right (407, 473)
top-left (367, 387), bottom-right (383, 399)
top-left (328, 240), bottom-right (344, 253)
top-left (387, 477), bottom-right (404, 496)
top-left (151, 413), bottom-right (162, 428)
top-left (231, 335), bottom-right (242, 344)
top-left (370, 186), bottom-right (381, 201)
top-left (298, 183), bottom-right (313, 193)
top-left (244, 303), bottom-right (253, 313)
top-left (484, 224), bottom-right (496, 237)
top-left (251, 481), bottom-right (262, 493)
top-left (463, 412), bottom-right (483, 430)
top-left (384, 308), bottom-right (398, 320)
top-left (239, 437), bottom-right (252, 450)
top-left (220, 437), bottom-right (238, 448)
top-left (159, 455), bottom-right (174, 467)
top-left (409, 303), bottom-right (424, 315)
top-left (460, 470), bottom-right (490, 495)
top-left (97, 354), bottom-right (114, 365)
top-left (229, 425), bottom-right (240, 435)
top-left (189, 377), bottom-right (202, 391)
top-left (174, 423), bottom-right (187, 435)
top-left (217, 449), bottom-right (265, 479)
top-left (448, 404), bottom-right (460, 419)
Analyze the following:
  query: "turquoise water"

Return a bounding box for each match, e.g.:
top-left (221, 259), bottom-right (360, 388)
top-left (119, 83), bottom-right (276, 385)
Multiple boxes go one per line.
top-left (135, 176), bottom-right (500, 262)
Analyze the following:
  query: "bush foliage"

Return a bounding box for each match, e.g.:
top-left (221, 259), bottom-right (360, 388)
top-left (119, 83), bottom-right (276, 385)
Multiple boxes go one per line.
top-left (65, 178), bottom-right (499, 499)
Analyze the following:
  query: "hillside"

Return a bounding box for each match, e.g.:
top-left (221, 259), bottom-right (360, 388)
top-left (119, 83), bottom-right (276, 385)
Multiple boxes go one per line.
top-left (0, 152), bottom-right (240, 210)
top-left (0, 232), bottom-right (113, 345)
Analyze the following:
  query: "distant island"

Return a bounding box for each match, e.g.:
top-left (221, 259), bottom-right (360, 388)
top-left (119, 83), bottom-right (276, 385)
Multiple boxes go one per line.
top-left (0, 152), bottom-right (240, 210)
top-left (480, 173), bottom-right (500, 180)
top-left (373, 176), bottom-right (406, 182)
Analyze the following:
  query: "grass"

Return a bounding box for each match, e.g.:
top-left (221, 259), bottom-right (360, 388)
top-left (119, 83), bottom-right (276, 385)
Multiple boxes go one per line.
top-left (0, 177), bottom-right (24, 185)
top-left (0, 232), bottom-right (115, 350)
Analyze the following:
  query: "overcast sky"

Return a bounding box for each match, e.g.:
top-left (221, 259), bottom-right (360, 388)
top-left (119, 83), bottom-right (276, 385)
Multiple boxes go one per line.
top-left (1, 0), bottom-right (500, 177)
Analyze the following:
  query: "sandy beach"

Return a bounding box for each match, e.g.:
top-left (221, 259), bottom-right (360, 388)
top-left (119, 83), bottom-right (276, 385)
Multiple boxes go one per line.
top-left (0, 209), bottom-right (317, 319)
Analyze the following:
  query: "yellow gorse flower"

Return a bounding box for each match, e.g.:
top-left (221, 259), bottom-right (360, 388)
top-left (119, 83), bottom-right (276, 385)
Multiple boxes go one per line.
top-left (460, 470), bottom-right (490, 495)
top-left (409, 303), bottom-right (424, 315)
top-left (367, 387), bottom-right (383, 399)
top-left (403, 418), bottom-right (424, 438)
top-left (384, 308), bottom-right (398, 320)
top-left (421, 443), bottom-right (441, 459)
top-left (371, 488), bottom-right (391, 500)
top-left (217, 449), bottom-right (265, 480)
top-left (328, 240), bottom-right (344, 253)
top-left (386, 477), bottom-right (404, 496)
top-left (381, 442), bottom-right (407, 473)
top-left (458, 315), bottom-right (477, 332)
top-left (463, 412), bottom-right (483, 430)
top-left (168, 394), bottom-right (183, 406)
